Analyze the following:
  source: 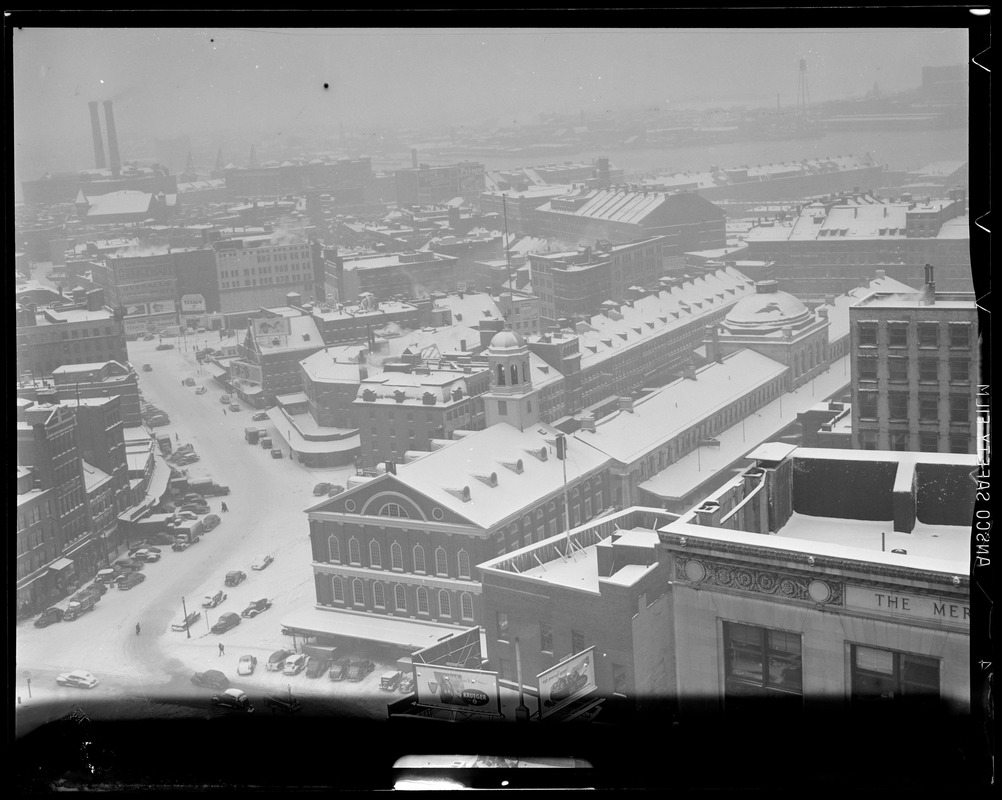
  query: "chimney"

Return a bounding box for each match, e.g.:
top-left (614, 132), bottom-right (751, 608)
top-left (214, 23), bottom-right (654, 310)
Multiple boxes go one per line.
top-left (579, 413), bottom-right (596, 432)
top-left (875, 269), bottom-right (886, 280)
top-left (411, 149), bottom-right (418, 169)
top-left (103, 100), bottom-right (121, 176)
top-left (922, 264), bottom-right (936, 306)
top-left (617, 396), bottom-right (634, 414)
top-left (89, 102), bottom-right (107, 169)
top-left (683, 363), bottom-right (697, 381)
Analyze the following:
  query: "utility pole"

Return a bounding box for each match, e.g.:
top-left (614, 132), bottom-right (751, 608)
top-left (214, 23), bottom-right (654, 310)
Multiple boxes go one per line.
top-left (181, 596), bottom-right (191, 638)
top-left (556, 435), bottom-right (571, 543)
top-left (514, 637), bottom-right (529, 723)
top-left (502, 195), bottom-right (513, 311)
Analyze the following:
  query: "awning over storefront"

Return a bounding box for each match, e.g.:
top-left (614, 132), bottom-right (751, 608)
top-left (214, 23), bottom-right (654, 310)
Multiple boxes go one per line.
top-left (277, 391), bottom-right (308, 406)
top-left (48, 557), bottom-right (74, 573)
top-left (280, 606), bottom-right (466, 650)
top-left (203, 363), bottom-right (228, 379)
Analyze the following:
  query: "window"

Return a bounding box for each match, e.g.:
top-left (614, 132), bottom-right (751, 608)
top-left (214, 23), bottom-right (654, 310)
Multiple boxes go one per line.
top-left (888, 358), bottom-right (908, 383)
top-left (373, 582), bottom-right (385, 609)
top-left (949, 323), bottom-right (970, 349)
top-left (413, 545), bottom-right (426, 574)
top-left (919, 394), bottom-right (938, 421)
top-left (438, 590), bottom-right (451, 618)
top-left (332, 576), bottom-right (344, 603)
top-left (457, 550), bottom-right (471, 579)
top-left (887, 324), bottom-right (908, 349)
top-left (369, 540), bottom-right (382, 569)
top-left (497, 400), bottom-right (507, 416)
top-left (327, 535), bottom-right (341, 563)
top-left (497, 364), bottom-right (505, 386)
top-left (497, 612), bottom-right (510, 640)
top-left (850, 645), bottom-right (939, 704)
top-left (856, 357), bottom-right (877, 382)
top-left (540, 622), bottom-right (553, 653)
top-left (461, 592), bottom-right (474, 621)
top-left (889, 392), bottom-right (908, 421)
top-left (920, 432), bottom-right (939, 453)
top-left (918, 358), bottom-right (938, 383)
top-left (394, 584), bottom-right (406, 611)
top-left (348, 537), bottom-right (361, 565)
top-left (857, 322), bottom-right (877, 347)
top-left (949, 435), bottom-right (968, 454)
top-left (417, 587), bottom-right (429, 615)
top-left (612, 663), bottom-right (628, 696)
top-left (352, 579), bottom-right (364, 606)
top-left (435, 547), bottom-right (448, 576)
top-left (950, 396), bottom-right (969, 424)
top-left (723, 622), bottom-right (803, 699)
top-left (918, 323), bottom-right (938, 348)
top-left (379, 502), bottom-right (410, 518)
top-left (890, 432), bottom-right (909, 451)
top-left (571, 629), bottom-right (585, 654)
top-left (949, 359), bottom-right (969, 383)
top-left (391, 542), bottom-right (403, 570)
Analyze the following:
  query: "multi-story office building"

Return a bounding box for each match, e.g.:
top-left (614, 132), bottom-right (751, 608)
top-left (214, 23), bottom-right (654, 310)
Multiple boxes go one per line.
top-left (215, 235), bottom-right (325, 313)
top-left (328, 250), bottom-right (458, 304)
top-left (91, 247), bottom-right (181, 333)
top-left (479, 185), bottom-right (575, 236)
top-left (850, 266), bottom-right (980, 453)
top-left (310, 298), bottom-right (422, 346)
top-left (24, 361), bottom-right (142, 426)
top-left (395, 161), bottom-right (485, 207)
top-left (529, 237), bottom-right (665, 324)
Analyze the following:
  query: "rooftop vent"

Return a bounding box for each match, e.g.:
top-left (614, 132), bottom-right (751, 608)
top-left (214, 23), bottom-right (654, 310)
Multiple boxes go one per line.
top-left (473, 471), bottom-right (499, 488)
top-left (524, 446), bottom-right (548, 462)
top-left (500, 458), bottom-right (524, 474)
top-left (445, 485), bottom-right (472, 502)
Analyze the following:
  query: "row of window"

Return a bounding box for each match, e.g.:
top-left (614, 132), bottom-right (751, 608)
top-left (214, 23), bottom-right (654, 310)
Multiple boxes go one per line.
top-left (858, 429), bottom-right (970, 453)
top-left (331, 576), bottom-right (475, 620)
top-left (857, 356), bottom-right (971, 383)
top-left (857, 391), bottom-right (970, 423)
top-left (857, 321), bottom-right (971, 349)
top-left (327, 537), bottom-right (472, 578)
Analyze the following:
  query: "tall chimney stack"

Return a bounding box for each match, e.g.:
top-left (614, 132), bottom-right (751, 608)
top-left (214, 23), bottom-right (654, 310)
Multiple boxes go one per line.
top-left (89, 102), bottom-right (107, 169)
top-left (103, 100), bottom-right (121, 176)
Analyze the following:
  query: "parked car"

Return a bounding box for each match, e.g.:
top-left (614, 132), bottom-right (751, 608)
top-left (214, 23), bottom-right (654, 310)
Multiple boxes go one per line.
top-left (172, 610), bottom-right (202, 632)
top-left (237, 654), bottom-right (258, 676)
top-left (328, 658), bottom-right (350, 682)
top-left (211, 688), bottom-right (254, 713)
top-left (195, 386), bottom-right (207, 395)
top-left (220, 395), bottom-right (232, 404)
top-left (266, 649), bottom-right (293, 672)
top-left (202, 590), bottom-right (227, 609)
top-left (252, 411), bottom-right (269, 421)
top-left (117, 572), bottom-right (147, 590)
top-left (328, 485), bottom-right (345, 497)
top-left (312, 482), bottom-right (332, 497)
top-left (347, 659), bottom-right (376, 682)
top-left (224, 570), bottom-right (247, 587)
top-left (56, 670), bottom-right (99, 689)
top-left (182, 504), bottom-right (210, 515)
top-left (305, 657), bottom-right (331, 679)
top-left (112, 558), bottom-right (143, 572)
top-left (143, 334), bottom-right (156, 341)
top-left (229, 403), bottom-right (240, 412)
top-left (184, 377), bottom-right (196, 387)
top-left (34, 607), bottom-right (65, 628)
top-left (270, 449), bottom-right (283, 459)
top-left (211, 612), bottom-right (241, 634)
top-left (241, 597), bottom-right (272, 618)
top-left (283, 654), bottom-right (308, 676)
top-left (155, 343), bottom-right (175, 351)
top-left (379, 670), bottom-right (404, 691)
top-left (191, 670), bottom-right (229, 691)
top-left (202, 514), bottom-right (221, 532)
top-left (95, 568), bottom-right (117, 584)
top-left (142, 364), bottom-right (153, 372)
top-left (133, 549), bottom-right (161, 563)
top-left (263, 693), bottom-right (302, 714)
top-left (251, 555), bottom-right (273, 571)
top-left (87, 580), bottom-right (109, 596)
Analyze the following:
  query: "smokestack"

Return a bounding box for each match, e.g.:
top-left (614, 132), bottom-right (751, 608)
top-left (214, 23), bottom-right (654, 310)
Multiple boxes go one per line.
top-left (411, 148), bottom-right (418, 169)
top-left (103, 100), bottom-right (121, 176)
top-left (89, 102), bottom-right (107, 169)
top-left (922, 264), bottom-right (936, 306)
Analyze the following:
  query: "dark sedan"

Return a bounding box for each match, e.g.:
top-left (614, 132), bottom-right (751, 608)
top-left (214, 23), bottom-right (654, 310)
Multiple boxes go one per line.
top-left (210, 612), bottom-right (241, 634)
top-left (191, 670), bottom-right (229, 691)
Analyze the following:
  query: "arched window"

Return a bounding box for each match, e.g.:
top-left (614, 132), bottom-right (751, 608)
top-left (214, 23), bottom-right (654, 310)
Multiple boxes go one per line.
top-left (394, 584), bottom-right (406, 611)
top-left (327, 535), bottom-right (340, 563)
top-left (457, 550), bottom-right (471, 579)
top-left (510, 364), bottom-right (518, 385)
top-left (523, 361), bottom-right (529, 384)
top-left (413, 544), bottom-right (426, 574)
top-left (417, 587), bottom-right (429, 614)
top-left (369, 540), bottom-right (381, 569)
top-left (391, 542), bottom-right (403, 570)
top-left (373, 582), bottom-right (385, 609)
top-left (435, 547), bottom-right (448, 576)
top-left (331, 576), bottom-right (344, 603)
top-left (348, 537), bottom-right (360, 565)
top-left (461, 592), bottom-right (474, 621)
top-left (497, 364), bottom-right (505, 386)
top-left (438, 590), bottom-right (451, 618)
top-left (352, 579), bottom-right (364, 606)
top-left (378, 502), bottom-right (410, 518)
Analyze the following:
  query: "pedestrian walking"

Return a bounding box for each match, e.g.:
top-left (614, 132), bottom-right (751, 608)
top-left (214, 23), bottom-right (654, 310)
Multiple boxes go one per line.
top-left (175, 433), bottom-right (179, 441)
top-left (136, 623), bottom-right (141, 636)
top-left (221, 502), bottom-right (228, 512)
top-left (223, 409), bottom-right (227, 415)
top-left (219, 643), bottom-right (225, 656)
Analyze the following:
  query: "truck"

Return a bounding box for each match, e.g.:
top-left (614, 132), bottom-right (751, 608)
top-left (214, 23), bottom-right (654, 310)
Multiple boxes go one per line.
top-left (156, 434), bottom-right (172, 455)
top-left (63, 594), bottom-right (98, 621)
top-left (244, 427), bottom-right (260, 445)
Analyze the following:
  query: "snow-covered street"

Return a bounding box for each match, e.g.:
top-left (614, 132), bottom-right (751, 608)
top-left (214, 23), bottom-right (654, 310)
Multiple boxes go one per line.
top-left (15, 336), bottom-right (390, 732)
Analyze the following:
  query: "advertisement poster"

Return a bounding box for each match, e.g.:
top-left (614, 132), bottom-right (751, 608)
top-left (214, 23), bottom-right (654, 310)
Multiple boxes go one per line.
top-left (124, 303), bottom-right (149, 318)
top-left (149, 299), bottom-right (177, 315)
top-left (252, 316), bottom-right (290, 338)
top-left (536, 647), bottom-right (596, 718)
top-left (181, 294), bottom-right (206, 313)
top-left (414, 665), bottom-right (499, 713)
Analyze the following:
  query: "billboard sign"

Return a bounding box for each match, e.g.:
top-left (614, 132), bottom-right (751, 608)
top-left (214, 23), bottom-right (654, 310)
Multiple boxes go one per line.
top-left (149, 299), bottom-right (177, 315)
top-left (124, 303), bottom-right (149, 318)
top-left (536, 647), bottom-right (596, 719)
top-left (252, 316), bottom-right (290, 338)
top-left (181, 293), bottom-right (206, 313)
top-left (412, 625), bottom-right (483, 669)
top-left (413, 664), bottom-right (500, 714)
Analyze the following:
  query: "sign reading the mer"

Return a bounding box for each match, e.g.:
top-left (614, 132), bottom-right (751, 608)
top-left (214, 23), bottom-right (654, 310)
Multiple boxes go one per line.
top-left (845, 586), bottom-right (969, 627)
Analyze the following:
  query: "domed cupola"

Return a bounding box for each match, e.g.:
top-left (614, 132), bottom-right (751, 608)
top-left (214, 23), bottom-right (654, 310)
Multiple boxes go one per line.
top-left (723, 280), bottom-right (813, 334)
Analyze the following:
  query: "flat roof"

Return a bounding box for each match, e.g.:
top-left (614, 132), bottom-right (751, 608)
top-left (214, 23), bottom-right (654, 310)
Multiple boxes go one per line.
top-left (853, 290), bottom-right (976, 310)
top-left (279, 605), bottom-right (470, 650)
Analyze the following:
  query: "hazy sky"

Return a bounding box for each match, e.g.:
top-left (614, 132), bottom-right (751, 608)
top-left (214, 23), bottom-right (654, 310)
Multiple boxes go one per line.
top-left (13, 27), bottom-right (968, 170)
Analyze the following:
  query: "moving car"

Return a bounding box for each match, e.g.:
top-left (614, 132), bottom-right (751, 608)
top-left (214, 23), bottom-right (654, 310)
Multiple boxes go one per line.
top-left (191, 670), bottom-right (229, 691)
top-left (270, 449), bottom-right (283, 459)
top-left (56, 671), bottom-right (99, 689)
top-left (142, 364), bottom-right (153, 372)
top-left (211, 612), bottom-right (241, 634)
top-left (283, 654), bottom-right (308, 676)
top-left (155, 343), bottom-right (175, 351)
top-left (237, 655), bottom-right (258, 676)
top-left (241, 597), bottom-right (272, 618)
top-left (195, 387), bottom-right (207, 395)
top-left (184, 377), bottom-right (196, 387)
top-left (305, 656), bottom-right (330, 679)
top-left (117, 572), bottom-right (147, 590)
top-left (251, 555), bottom-right (273, 571)
top-left (34, 607), bottom-right (65, 628)
top-left (379, 670), bottom-right (404, 691)
top-left (312, 482), bottom-right (332, 497)
top-left (172, 610), bottom-right (202, 632)
top-left (202, 590), bottom-right (227, 609)
top-left (229, 403), bottom-right (240, 412)
top-left (220, 395), bottom-right (232, 404)
top-left (328, 658), bottom-right (350, 682)
top-left (211, 688), bottom-right (254, 713)
top-left (347, 659), bottom-right (375, 682)
top-left (202, 514), bottom-right (221, 532)
top-left (224, 570), bottom-right (247, 587)
top-left (266, 649), bottom-right (293, 672)
top-left (263, 693), bottom-right (302, 714)
top-left (252, 411), bottom-right (269, 421)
